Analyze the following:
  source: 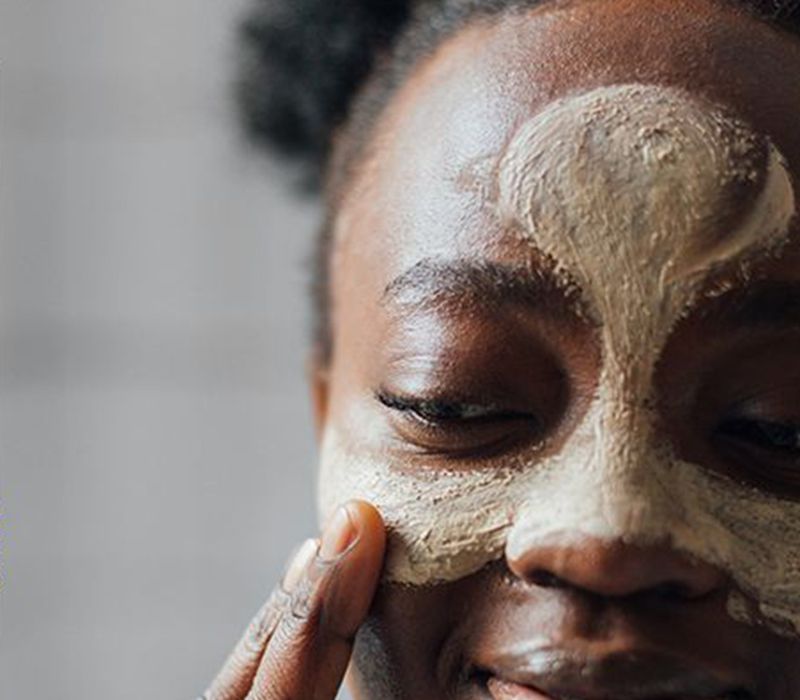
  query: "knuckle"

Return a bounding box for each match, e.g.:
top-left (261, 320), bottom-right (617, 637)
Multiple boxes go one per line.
top-left (244, 587), bottom-right (290, 654)
top-left (288, 574), bottom-right (318, 621)
top-left (269, 604), bottom-right (319, 659)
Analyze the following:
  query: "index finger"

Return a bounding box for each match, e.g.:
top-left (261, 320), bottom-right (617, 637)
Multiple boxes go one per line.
top-left (202, 538), bottom-right (319, 700)
top-left (247, 500), bottom-right (386, 700)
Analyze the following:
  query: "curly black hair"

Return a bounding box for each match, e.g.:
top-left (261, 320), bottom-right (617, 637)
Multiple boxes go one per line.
top-left (235, 0), bottom-right (800, 358)
top-left (236, 0), bottom-right (411, 188)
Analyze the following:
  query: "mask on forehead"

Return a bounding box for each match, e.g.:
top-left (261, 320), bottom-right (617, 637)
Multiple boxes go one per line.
top-left (317, 84), bottom-right (800, 635)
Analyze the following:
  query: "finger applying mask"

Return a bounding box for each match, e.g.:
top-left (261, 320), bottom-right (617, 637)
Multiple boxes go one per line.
top-left (202, 500), bottom-right (386, 700)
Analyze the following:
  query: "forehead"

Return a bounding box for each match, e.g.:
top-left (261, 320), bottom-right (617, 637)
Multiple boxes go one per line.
top-left (331, 0), bottom-right (800, 331)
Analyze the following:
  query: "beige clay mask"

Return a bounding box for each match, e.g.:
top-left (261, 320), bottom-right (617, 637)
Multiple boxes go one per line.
top-left (317, 84), bottom-right (800, 635)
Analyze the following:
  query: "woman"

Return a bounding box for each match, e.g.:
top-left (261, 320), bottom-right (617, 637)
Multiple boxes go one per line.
top-left (203, 0), bottom-right (800, 697)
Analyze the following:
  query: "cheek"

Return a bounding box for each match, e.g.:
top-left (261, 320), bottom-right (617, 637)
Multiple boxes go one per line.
top-left (351, 579), bottom-right (466, 698)
top-left (318, 421), bottom-right (800, 639)
top-left (675, 464), bottom-right (800, 638)
top-left (316, 425), bottom-right (516, 585)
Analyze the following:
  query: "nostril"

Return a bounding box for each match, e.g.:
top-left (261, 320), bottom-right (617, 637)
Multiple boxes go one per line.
top-left (529, 572), bottom-right (699, 601)
top-left (649, 581), bottom-right (695, 601)
top-left (529, 569), bottom-right (565, 589)
top-left (507, 538), bottom-right (726, 600)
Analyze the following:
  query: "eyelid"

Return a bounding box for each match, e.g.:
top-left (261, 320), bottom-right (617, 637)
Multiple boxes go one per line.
top-left (716, 416), bottom-right (800, 454)
top-left (725, 396), bottom-right (800, 424)
top-left (375, 389), bottom-right (524, 422)
top-left (373, 387), bottom-right (547, 460)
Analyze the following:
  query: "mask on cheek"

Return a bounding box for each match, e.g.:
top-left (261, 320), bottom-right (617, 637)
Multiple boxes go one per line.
top-left (317, 84), bottom-right (800, 637)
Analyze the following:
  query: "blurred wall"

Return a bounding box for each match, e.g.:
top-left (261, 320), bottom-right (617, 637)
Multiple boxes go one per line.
top-left (1, 2), bottom-right (330, 697)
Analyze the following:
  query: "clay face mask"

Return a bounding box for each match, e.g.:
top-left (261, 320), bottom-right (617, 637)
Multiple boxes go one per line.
top-left (318, 84), bottom-right (800, 634)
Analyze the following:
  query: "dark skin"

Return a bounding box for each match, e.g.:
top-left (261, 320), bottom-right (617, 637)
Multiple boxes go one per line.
top-left (203, 1), bottom-right (800, 698)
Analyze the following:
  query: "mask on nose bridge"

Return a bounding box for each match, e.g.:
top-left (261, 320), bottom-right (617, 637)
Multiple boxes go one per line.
top-left (506, 397), bottom-right (685, 560)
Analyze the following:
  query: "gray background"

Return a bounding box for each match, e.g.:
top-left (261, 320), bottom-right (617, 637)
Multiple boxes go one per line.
top-left (1, 1), bottom-right (334, 697)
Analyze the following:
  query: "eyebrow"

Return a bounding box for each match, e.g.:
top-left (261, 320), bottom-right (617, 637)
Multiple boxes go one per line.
top-left (704, 281), bottom-right (800, 329)
top-left (381, 257), bottom-right (585, 318)
top-left (382, 261), bottom-right (800, 330)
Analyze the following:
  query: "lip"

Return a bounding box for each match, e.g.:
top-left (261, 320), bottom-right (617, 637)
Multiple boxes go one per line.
top-left (475, 647), bottom-right (754, 700)
top-left (487, 677), bottom-right (551, 700)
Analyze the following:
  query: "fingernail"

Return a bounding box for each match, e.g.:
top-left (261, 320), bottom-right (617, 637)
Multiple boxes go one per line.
top-left (319, 504), bottom-right (359, 562)
top-left (282, 538), bottom-right (318, 592)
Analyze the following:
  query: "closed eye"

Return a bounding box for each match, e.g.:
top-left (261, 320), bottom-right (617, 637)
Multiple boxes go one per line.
top-left (375, 389), bottom-right (531, 425)
top-left (716, 417), bottom-right (800, 456)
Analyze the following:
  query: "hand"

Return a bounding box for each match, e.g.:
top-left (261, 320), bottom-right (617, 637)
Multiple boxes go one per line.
top-left (200, 500), bottom-right (386, 700)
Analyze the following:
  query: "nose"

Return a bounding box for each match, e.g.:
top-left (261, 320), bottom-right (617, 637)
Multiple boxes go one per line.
top-left (506, 537), bottom-right (726, 600)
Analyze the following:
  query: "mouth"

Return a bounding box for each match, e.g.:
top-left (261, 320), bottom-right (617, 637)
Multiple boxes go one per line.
top-left (472, 649), bottom-right (756, 700)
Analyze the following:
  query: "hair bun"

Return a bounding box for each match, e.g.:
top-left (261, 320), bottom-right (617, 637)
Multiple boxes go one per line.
top-left (237, 0), bottom-right (413, 186)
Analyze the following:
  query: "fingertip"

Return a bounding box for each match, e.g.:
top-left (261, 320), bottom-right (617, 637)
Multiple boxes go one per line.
top-left (344, 499), bottom-right (386, 556)
top-left (345, 498), bottom-right (384, 527)
top-left (315, 500), bottom-right (385, 638)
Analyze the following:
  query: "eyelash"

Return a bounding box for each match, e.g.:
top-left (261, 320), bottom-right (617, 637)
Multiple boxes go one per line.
top-left (375, 389), bottom-right (529, 426)
top-left (375, 392), bottom-right (800, 478)
top-left (717, 417), bottom-right (800, 456)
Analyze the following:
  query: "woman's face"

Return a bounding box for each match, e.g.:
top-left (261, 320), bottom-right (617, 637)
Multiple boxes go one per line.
top-left (313, 0), bottom-right (800, 697)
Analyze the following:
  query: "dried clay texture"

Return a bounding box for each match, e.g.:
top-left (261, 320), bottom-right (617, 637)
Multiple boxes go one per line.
top-left (318, 85), bottom-right (800, 635)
